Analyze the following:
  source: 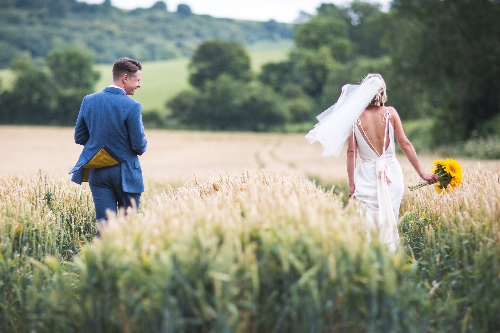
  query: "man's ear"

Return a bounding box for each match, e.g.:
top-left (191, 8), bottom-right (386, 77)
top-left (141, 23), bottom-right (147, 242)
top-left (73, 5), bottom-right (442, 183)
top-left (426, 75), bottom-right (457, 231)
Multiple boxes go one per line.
top-left (122, 73), bottom-right (129, 83)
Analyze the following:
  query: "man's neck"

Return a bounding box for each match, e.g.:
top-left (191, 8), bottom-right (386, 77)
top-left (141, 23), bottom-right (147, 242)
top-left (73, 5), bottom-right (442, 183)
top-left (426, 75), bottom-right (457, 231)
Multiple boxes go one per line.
top-left (109, 84), bottom-right (125, 92)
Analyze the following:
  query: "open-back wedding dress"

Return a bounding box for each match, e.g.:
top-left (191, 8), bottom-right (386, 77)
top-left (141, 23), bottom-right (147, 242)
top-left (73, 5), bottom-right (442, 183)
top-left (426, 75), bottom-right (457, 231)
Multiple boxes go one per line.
top-left (353, 109), bottom-right (403, 250)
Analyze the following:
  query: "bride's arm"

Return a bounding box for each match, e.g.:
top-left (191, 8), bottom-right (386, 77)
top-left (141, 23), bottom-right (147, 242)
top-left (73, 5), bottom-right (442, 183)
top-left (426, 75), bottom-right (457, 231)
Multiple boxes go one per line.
top-left (346, 131), bottom-right (357, 196)
top-left (391, 107), bottom-right (438, 184)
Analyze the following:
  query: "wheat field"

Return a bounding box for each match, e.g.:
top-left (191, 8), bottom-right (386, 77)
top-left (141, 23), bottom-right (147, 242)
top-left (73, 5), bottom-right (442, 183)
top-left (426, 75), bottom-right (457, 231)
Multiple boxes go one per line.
top-left (2, 125), bottom-right (500, 332)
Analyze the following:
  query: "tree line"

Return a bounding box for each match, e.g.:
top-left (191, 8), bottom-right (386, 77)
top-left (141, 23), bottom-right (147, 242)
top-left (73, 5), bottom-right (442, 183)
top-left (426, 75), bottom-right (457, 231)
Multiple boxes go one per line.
top-left (165, 2), bottom-right (393, 132)
top-left (167, 0), bottom-right (500, 145)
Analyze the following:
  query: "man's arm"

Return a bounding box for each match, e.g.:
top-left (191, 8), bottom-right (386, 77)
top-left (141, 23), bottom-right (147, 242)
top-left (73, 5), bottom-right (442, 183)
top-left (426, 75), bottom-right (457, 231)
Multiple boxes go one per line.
top-left (74, 98), bottom-right (89, 145)
top-left (127, 104), bottom-right (147, 156)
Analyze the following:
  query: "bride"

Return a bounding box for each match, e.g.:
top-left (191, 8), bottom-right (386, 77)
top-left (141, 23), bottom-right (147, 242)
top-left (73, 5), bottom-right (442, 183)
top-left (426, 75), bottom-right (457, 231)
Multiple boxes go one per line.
top-left (306, 73), bottom-right (437, 252)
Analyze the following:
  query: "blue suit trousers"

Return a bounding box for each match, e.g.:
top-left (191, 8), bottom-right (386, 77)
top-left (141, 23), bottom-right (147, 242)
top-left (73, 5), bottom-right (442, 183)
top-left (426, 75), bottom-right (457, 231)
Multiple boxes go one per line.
top-left (88, 164), bottom-right (141, 221)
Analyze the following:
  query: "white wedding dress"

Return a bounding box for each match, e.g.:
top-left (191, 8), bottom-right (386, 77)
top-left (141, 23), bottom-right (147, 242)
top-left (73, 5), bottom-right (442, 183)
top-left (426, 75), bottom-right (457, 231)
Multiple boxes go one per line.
top-left (353, 110), bottom-right (404, 251)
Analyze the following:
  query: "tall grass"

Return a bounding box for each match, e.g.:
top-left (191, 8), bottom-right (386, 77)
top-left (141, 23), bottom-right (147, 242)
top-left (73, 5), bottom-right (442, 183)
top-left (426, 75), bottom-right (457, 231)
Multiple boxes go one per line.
top-left (40, 172), bottom-right (428, 332)
top-left (1, 168), bottom-right (500, 332)
top-left (0, 172), bottom-right (95, 260)
top-left (0, 173), bottom-right (95, 332)
top-left (400, 168), bottom-right (500, 331)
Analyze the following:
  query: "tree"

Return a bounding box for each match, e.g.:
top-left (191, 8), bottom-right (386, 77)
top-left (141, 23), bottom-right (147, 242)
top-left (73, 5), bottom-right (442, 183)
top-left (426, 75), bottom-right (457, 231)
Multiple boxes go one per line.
top-left (170, 41), bottom-right (284, 131)
top-left (14, 0), bottom-right (41, 8)
top-left (294, 13), bottom-right (353, 63)
top-left (294, 1), bottom-right (388, 62)
top-left (48, 0), bottom-right (70, 17)
top-left (177, 4), bottom-right (191, 16)
top-left (290, 47), bottom-right (335, 97)
top-left (150, 1), bottom-right (166, 10)
top-left (101, 0), bottom-right (112, 13)
top-left (46, 47), bottom-right (100, 91)
top-left (259, 61), bottom-right (296, 93)
top-left (240, 82), bottom-right (286, 131)
top-left (258, 0), bottom-right (391, 108)
top-left (388, 0), bottom-right (500, 142)
top-left (188, 40), bottom-right (252, 90)
top-left (167, 89), bottom-right (203, 127)
top-left (199, 75), bottom-right (248, 130)
top-left (46, 47), bottom-right (100, 125)
top-left (0, 59), bottom-right (56, 124)
top-left (348, 1), bottom-right (388, 58)
top-left (264, 19), bottom-right (294, 39)
top-left (0, 0), bottom-right (16, 8)
top-left (168, 76), bottom-right (286, 131)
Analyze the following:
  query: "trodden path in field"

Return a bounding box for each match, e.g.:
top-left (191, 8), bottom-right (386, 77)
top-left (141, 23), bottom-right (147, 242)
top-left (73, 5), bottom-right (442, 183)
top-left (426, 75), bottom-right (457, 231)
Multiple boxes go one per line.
top-left (253, 138), bottom-right (298, 171)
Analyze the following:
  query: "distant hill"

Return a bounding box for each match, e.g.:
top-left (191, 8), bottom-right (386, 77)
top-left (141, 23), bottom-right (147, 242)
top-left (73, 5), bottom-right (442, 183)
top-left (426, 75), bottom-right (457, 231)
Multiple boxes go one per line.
top-left (0, 0), bottom-right (295, 68)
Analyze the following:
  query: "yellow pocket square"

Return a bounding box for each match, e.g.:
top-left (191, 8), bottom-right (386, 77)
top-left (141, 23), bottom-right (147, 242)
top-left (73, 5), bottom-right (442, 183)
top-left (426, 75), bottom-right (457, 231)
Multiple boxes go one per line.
top-left (82, 146), bottom-right (124, 182)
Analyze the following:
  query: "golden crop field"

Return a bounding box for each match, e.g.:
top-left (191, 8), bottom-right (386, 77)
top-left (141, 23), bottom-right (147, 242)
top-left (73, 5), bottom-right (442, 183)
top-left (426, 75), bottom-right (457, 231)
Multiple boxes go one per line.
top-left (1, 125), bottom-right (499, 186)
top-left (3, 125), bottom-right (500, 332)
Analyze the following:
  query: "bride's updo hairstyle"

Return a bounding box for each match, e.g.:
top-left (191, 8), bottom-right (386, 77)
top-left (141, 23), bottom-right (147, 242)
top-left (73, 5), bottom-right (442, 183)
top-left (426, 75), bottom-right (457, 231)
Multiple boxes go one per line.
top-left (361, 73), bottom-right (387, 106)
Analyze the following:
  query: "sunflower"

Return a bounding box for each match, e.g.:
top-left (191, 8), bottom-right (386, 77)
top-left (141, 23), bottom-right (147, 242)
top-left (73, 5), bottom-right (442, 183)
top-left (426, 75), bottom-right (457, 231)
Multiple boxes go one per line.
top-left (431, 159), bottom-right (446, 174)
top-left (444, 158), bottom-right (463, 183)
top-left (408, 158), bottom-right (463, 192)
top-left (433, 158), bottom-right (462, 193)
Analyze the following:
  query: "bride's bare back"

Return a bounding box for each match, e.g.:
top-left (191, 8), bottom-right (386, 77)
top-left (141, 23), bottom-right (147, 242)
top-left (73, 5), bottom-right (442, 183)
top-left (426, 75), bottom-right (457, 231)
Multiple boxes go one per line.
top-left (356, 105), bottom-right (393, 156)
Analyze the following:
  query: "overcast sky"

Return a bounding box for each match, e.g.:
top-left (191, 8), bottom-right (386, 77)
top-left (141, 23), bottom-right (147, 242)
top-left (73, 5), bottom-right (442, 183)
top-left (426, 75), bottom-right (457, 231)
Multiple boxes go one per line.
top-left (79, 0), bottom-right (391, 23)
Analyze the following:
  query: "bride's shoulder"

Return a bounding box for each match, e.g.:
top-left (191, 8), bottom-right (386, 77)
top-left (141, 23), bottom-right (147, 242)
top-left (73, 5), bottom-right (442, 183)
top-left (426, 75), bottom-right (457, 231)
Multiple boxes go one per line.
top-left (385, 106), bottom-right (400, 117)
top-left (384, 106), bottom-right (403, 127)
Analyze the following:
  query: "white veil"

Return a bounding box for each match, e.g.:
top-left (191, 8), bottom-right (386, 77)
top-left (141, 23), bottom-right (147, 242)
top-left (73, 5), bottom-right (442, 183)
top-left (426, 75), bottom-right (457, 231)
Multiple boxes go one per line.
top-left (305, 77), bottom-right (384, 156)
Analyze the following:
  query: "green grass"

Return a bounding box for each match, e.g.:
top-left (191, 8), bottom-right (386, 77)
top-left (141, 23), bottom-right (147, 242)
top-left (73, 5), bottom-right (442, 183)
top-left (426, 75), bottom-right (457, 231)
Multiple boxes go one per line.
top-left (0, 68), bottom-right (15, 90)
top-left (94, 58), bottom-right (191, 112)
top-left (247, 40), bottom-right (293, 70)
top-left (0, 41), bottom-right (293, 113)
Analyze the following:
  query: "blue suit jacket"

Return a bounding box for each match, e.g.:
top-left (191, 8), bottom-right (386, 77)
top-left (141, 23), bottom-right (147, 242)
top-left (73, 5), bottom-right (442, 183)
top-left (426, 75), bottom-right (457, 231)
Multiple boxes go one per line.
top-left (69, 87), bottom-right (147, 193)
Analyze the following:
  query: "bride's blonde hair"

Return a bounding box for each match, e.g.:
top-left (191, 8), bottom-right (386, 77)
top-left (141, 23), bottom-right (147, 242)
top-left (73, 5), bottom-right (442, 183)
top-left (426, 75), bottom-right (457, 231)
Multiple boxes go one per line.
top-left (361, 73), bottom-right (387, 106)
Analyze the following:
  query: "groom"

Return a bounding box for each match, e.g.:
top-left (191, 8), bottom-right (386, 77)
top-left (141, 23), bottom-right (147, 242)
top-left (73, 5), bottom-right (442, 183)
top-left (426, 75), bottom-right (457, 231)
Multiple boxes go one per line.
top-left (69, 57), bottom-right (147, 228)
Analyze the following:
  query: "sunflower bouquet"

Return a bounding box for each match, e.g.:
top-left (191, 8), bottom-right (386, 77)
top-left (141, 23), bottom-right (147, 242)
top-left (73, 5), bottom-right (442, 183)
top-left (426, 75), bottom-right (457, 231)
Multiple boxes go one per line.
top-left (408, 158), bottom-right (463, 193)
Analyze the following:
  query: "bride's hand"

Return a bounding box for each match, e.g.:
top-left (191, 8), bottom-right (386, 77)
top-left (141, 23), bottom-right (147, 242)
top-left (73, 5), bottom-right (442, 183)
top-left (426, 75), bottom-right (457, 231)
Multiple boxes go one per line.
top-left (349, 183), bottom-right (356, 197)
top-left (421, 172), bottom-right (439, 185)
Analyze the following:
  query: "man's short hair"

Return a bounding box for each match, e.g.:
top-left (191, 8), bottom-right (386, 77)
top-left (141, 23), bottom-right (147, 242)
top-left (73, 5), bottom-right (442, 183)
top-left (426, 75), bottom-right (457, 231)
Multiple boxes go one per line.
top-left (112, 57), bottom-right (142, 81)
